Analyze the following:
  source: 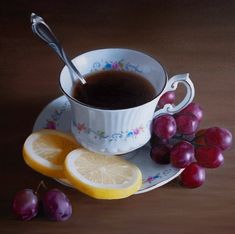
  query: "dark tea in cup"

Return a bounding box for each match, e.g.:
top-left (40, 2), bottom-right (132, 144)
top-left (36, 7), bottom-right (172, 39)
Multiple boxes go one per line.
top-left (72, 70), bottom-right (156, 109)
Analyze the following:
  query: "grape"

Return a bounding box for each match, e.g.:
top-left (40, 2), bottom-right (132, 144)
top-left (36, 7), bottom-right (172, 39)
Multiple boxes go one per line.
top-left (151, 144), bottom-right (171, 164)
top-left (12, 189), bottom-right (39, 221)
top-left (195, 146), bottom-right (224, 168)
top-left (158, 91), bottom-right (176, 108)
top-left (175, 113), bottom-right (199, 135)
top-left (204, 127), bottom-right (233, 151)
top-left (180, 162), bottom-right (205, 188)
top-left (42, 189), bottom-right (72, 221)
top-left (153, 115), bottom-right (177, 139)
top-left (170, 141), bottom-right (194, 168)
top-left (178, 103), bottom-right (203, 122)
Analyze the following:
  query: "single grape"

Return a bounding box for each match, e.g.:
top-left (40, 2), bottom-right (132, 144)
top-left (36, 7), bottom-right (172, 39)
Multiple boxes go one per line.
top-left (153, 115), bottom-right (177, 140)
top-left (12, 189), bottom-right (39, 221)
top-left (204, 127), bottom-right (233, 151)
top-left (178, 102), bottom-right (203, 122)
top-left (42, 189), bottom-right (72, 221)
top-left (151, 144), bottom-right (171, 164)
top-left (175, 113), bottom-right (199, 135)
top-left (195, 146), bottom-right (224, 168)
top-left (170, 141), bottom-right (194, 168)
top-left (158, 91), bottom-right (176, 108)
top-left (180, 162), bottom-right (205, 188)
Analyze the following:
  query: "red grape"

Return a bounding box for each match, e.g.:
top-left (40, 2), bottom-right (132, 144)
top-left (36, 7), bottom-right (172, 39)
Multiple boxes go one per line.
top-left (170, 141), bottom-right (194, 168)
top-left (204, 127), bottom-right (233, 151)
top-left (178, 102), bottom-right (203, 122)
top-left (175, 113), bottom-right (199, 135)
top-left (180, 162), bottom-right (205, 188)
top-left (158, 91), bottom-right (176, 108)
top-left (42, 189), bottom-right (72, 221)
top-left (195, 146), bottom-right (224, 168)
top-left (12, 189), bottom-right (39, 221)
top-left (151, 144), bottom-right (171, 164)
top-left (153, 115), bottom-right (177, 139)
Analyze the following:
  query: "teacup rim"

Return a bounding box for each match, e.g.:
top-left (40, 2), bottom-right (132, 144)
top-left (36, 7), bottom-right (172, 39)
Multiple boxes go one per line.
top-left (59, 47), bottom-right (168, 112)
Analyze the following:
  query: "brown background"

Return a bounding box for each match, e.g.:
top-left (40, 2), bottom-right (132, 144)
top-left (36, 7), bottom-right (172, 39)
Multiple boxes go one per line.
top-left (1, 0), bottom-right (235, 233)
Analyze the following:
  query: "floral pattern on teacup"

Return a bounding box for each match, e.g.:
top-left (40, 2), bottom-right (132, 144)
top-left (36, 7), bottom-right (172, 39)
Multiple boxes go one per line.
top-left (90, 59), bottom-right (143, 73)
top-left (73, 120), bottom-right (147, 142)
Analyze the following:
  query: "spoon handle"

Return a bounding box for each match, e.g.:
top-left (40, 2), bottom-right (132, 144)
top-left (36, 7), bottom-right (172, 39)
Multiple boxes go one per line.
top-left (31, 13), bottom-right (86, 84)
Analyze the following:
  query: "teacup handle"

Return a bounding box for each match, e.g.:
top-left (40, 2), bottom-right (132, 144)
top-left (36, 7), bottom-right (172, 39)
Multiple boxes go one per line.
top-left (153, 73), bottom-right (195, 118)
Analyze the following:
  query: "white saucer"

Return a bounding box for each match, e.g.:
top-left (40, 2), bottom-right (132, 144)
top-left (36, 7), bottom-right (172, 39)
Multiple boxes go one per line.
top-left (33, 96), bottom-right (183, 194)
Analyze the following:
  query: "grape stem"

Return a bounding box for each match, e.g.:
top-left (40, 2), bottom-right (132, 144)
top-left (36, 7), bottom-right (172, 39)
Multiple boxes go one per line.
top-left (171, 135), bottom-right (205, 147)
top-left (34, 180), bottom-right (47, 195)
top-left (192, 143), bottom-right (206, 147)
top-left (172, 135), bottom-right (194, 143)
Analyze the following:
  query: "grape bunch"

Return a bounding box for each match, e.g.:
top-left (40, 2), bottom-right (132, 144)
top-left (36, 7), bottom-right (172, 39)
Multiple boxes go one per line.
top-left (151, 92), bottom-right (233, 188)
top-left (12, 181), bottom-right (72, 221)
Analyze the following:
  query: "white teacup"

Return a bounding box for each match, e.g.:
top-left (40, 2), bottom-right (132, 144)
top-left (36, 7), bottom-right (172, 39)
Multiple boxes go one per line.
top-left (60, 48), bottom-right (195, 155)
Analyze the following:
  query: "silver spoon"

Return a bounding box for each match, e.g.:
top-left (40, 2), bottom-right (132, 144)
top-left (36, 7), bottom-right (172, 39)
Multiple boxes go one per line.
top-left (31, 13), bottom-right (86, 85)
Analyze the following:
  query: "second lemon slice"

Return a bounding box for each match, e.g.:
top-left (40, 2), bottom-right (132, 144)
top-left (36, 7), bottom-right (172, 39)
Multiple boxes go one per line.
top-left (64, 149), bottom-right (142, 199)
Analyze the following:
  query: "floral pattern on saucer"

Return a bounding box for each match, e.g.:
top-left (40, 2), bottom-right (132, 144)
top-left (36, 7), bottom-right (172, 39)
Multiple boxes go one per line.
top-left (33, 96), bottom-right (183, 194)
top-left (142, 168), bottom-right (176, 184)
top-left (45, 100), bottom-right (70, 130)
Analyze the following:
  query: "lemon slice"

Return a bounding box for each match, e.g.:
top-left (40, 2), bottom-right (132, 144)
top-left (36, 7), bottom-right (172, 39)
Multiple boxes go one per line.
top-left (64, 149), bottom-right (142, 199)
top-left (23, 129), bottom-right (80, 178)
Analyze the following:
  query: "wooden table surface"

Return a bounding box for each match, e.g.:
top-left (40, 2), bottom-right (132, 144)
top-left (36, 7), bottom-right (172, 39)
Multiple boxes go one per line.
top-left (1, 0), bottom-right (235, 233)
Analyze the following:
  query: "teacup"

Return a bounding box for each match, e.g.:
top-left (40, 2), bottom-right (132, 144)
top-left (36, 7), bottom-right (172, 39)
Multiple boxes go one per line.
top-left (60, 48), bottom-right (195, 155)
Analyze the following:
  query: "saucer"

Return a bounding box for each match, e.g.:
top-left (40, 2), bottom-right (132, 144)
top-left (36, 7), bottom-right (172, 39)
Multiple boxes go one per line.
top-left (33, 96), bottom-right (183, 194)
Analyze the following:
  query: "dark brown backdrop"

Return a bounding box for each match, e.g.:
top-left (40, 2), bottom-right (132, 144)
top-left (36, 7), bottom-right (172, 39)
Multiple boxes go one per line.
top-left (1, 1), bottom-right (235, 233)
